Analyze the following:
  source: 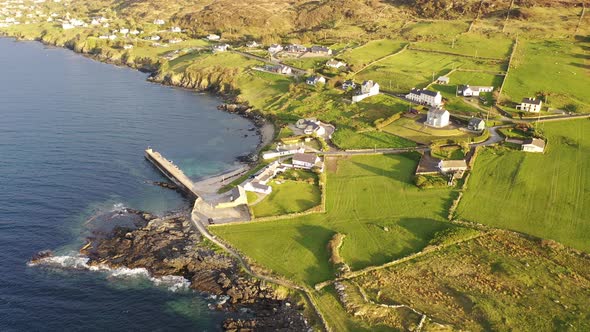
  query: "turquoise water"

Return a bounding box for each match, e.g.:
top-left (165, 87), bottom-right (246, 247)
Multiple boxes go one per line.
top-left (0, 38), bottom-right (259, 330)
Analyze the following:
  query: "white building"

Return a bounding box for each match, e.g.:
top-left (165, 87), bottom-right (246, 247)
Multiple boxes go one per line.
top-left (61, 22), bottom-right (73, 29)
top-left (263, 146), bottom-right (305, 160)
top-left (352, 80), bottom-right (380, 103)
top-left (213, 44), bottom-right (230, 52)
top-left (522, 138), bottom-right (545, 153)
top-left (170, 26), bottom-right (181, 33)
top-left (406, 88), bottom-right (442, 107)
top-left (426, 107), bottom-right (450, 128)
top-left (268, 44), bottom-right (283, 53)
top-left (516, 97), bottom-right (542, 113)
top-left (264, 64), bottom-right (292, 75)
top-left (438, 160), bottom-right (468, 173)
top-left (153, 19), bottom-right (165, 25)
top-left (468, 118), bottom-right (485, 131)
top-left (123, 44), bottom-right (133, 50)
top-left (296, 118), bottom-right (325, 136)
top-left (326, 59), bottom-right (346, 69)
top-left (459, 85), bottom-right (494, 97)
top-left (246, 41), bottom-right (259, 48)
top-left (306, 76), bottom-right (326, 86)
top-left (436, 76), bottom-right (450, 84)
top-left (292, 153), bottom-right (323, 171)
top-left (119, 28), bottom-right (129, 34)
top-left (149, 35), bottom-right (161, 41)
top-left (207, 34), bottom-right (220, 41)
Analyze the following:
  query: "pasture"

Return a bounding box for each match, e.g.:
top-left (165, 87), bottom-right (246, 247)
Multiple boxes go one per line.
top-left (339, 39), bottom-right (407, 68)
top-left (331, 128), bottom-right (417, 150)
top-left (412, 32), bottom-right (514, 59)
top-left (211, 154), bottom-right (456, 286)
top-left (457, 119), bottom-right (590, 252)
top-left (355, 50), bottom-right (507, 92)
top-left (502, 39), bottom-right (590, 113)
top-left (383, 117), bottom-right (477, 144)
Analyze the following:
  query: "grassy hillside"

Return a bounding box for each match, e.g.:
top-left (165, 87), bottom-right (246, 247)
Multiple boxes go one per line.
top-left (457, 119), bottom-right (590, 252)
top-left (212, 154), bottom-right (458, 286)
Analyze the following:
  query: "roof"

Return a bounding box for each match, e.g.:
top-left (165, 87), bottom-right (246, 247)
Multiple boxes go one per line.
top-left (310, 45), bottom-right (330, 52)
top-left (248, 181), bottom-right (270, 192)
top-left (428, 107), bottom-right (449, 117)
top-left (523, 138), bottom-right (545, 149)
top-left (437, 76), bottom-right (450, 82)
top-left (440, 160), bottom-right (468, 168)
top-left (469, 118), bottom-right (484, 126)
top-left (421, 89), bottom-right (440, 97)
top-left (293, 153), bottom-right (318, 164)
top-left (522, 97), bottom-right (542, 105)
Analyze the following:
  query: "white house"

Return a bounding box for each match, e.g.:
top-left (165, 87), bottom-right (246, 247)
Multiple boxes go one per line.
top-left (268, 44), bottom-right (283, 53)
top-left (213, 44), bottom-right (230, 52)
top-left (168, 38), bottom-right (183, 44)
top-left (468, 118), bottom-right (485, 131)
top-left (285, 44), bottom-right (308, 53)
top-left (246, 41), bottom-right (259, 48)
top-left (406, 88), bottom-right (443, 107)
top-left (517, 97), bottom-right (542, 113)
top-left (522, 138), bottom-right (545, 153)
top-left (130, 29), bottom-right (140, 35)
top-left (123, 44), bottom-right (133, 50)
top-left (119, 28), bottom-right (129, 34)
top-left (459, 85), bottom-right (494, 97)
top-left (436, 76), bottom-right (450, 84)
top-left (170, 26), bottom-right (182, 33)
top-left (438, 160), bottom-right (468, 173)
top-left (244, 181), bottom-right (271, 195)
top-left (149, 35), bottom-right (161, 41)
top-left (309, 45), bottom-right (332, 56)
top-left (262, 146), bottom-right (305, 160)
top-left (292, 153), bottom-right (323, 171)
top-left (296, 118), bottom-right (325, 136)
top-left (426, 107), bottom-right (450, 128)
top-left (207, 34), bottom-right (220, 41)
top-left (153, 19), bottom-right (165, 25)
top-left (264, 64), bottom-right (292, 75)
top-left (61, 22), bottom-right (73, 29)
top-left (326, 59), bottom-right (346, 69)
top-left (341, 80), bottom-right (356, 90)
top-left (306, 76), bottom-right (326, 86)
top-left (352, 80), bottom-right (380, 103)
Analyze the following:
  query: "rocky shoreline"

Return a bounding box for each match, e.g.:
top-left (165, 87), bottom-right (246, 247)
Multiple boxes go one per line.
top-left (32, 209), bottom-right (309, 331)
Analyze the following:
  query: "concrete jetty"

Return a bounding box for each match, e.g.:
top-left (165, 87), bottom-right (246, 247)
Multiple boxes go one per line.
top-left (144, 148), bottom-right (202, 199)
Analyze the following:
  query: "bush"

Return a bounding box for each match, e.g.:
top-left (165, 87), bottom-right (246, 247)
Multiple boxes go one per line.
top-left (415, 174), bottom-right (448, 189)
top-left (374, 112), bottom-right (402, 129)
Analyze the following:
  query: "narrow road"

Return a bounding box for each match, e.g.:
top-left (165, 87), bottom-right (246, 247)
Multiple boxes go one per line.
top-left (231, 50), bottom-right (307, 76)
top-left (190, 203), bottom-right (331, 331)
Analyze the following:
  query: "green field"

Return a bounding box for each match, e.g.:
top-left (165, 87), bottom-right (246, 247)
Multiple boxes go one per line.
top-left (339, 39), bottom-right (407, 68)
top-left (383, 117), bottom-right (476, 144)
top-left (457, 119), bottom-right (590, 252)
top-left (412, 33), bottom-right (514, 59)
top-left (332, 128), bottom-right (417, 150)
top-left (450, 70), bottom-right (505, 87)
top-left (355, 50), bottom-right (507, 92)
top-left (402, 21), bottom-right (471, 39)
top-left (503, 39), bottom-right (590, 113)
top-left (212, 154), bottom-right (457, 286)
top-left (236, 70), bottom-right (292, 110)
top-left (252, 177), bottom-right (321, 218)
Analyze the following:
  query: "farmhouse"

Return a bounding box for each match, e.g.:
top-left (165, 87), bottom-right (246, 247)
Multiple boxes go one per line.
top-left (264, 64), bottom-right (292, 75)
top-left (438, 160), bottom-right (468, 173)
top-left (341, 80), bottom-right (356, 90)
top-left (352, 80), bottom-right (380, 103)
top-left (285, 44), bottom-right (308, 53)
top-left (243, 161), bottom-right (288, 194)
top-left (244, 181), bottom-right (272, 195)
top-left (516, 97), bottom-right (542, 113)
top-left (406, 88), bottom-right (443, 107)
top-left (522, 138), bottom-right (545, 153)
top-left (426, 107), bottom-right (450, 128)
top-left (207, 34), bottom-right (221, 41)
top-left (458, 85), bottom-right (494, 97)
top-left (268, 44), bottom-right (283, 53)
top-left (213, 44), bottom-right (230, 52)
top-left (263, 145), bottom-right (305, 160)
top-left (296, 118), bottom-right (325, 136)
top-left (292, 153), bottom-right (323, 171)
top-left (436, 76), bottom-right (450, 84)
top-left (170, 26), bottom-right (182, 33)
top-left (326, 59), bottom-right (346, 69)
top-left (246, 41), bottom-right (259, 48)
top-left (309, 45), bottom-right (332, 56)
top-left (468, 118), bottom-right (485, 131)
top-left (153, 19), bottom-right (165, 25)
top-left (306, 76), bottom-right (326, 86)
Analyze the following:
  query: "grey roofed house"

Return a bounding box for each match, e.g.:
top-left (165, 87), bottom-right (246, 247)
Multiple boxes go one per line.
top-left (306, 76), bottom-right (326, 85)
top-left (309, 45), bottom-right (332, 54)
top-left (436, 76), bottom-right (450, 84)
top-left (292, 152), bottom-right (318, 165)
top-left (468, 118), bottom-right (485, 131)
top-left (523, 138), bottom-right (545, 148)
top-left (522, 97), bottom-right (542, 105)
top-left (421, 89), bottom-right (440, 97)
top-left (341, 80), bottom-right (356, 90)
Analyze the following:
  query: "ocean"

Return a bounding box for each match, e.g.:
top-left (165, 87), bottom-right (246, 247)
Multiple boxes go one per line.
top-left (0, 38), bottom-right (259, 331)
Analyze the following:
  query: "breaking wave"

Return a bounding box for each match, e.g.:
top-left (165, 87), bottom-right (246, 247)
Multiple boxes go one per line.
top-left (29, 254), bottom-right (190, 292)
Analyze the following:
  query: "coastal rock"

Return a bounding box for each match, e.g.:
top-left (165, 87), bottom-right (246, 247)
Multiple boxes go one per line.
top-left (78, 211), bottom-right (308, 331)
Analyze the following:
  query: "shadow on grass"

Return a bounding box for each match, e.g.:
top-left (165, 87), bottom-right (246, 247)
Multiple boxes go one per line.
top-left (350, 153), bottom-right (420, 183)
top-left (294, 224), bottom-right (336, 285)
